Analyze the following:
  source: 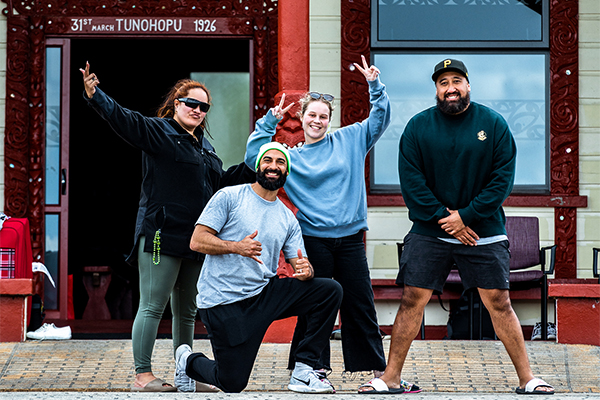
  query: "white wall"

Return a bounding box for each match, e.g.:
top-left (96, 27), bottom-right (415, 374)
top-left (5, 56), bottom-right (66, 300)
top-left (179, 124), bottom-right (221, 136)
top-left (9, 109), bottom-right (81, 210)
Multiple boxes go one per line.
top-left (309, 0), bottom-right (341, 130)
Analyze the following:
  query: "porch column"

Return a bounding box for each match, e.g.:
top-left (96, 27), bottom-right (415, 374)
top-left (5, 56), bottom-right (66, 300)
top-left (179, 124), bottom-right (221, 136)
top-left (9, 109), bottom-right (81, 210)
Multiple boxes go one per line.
top-left (273, 1), bottom-right (309, 281)
top-left (278, 0), bottom-right (309, 92)
top-left (274, 0), bottom-right (309, 148)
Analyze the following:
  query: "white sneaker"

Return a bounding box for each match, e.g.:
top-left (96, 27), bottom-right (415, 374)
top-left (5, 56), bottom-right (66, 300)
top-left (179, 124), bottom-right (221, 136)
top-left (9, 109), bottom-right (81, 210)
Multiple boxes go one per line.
top-left (174, 344), bottom-right (195, 392)
top-left (315, 370), bottom-right (336, 393)
top-left (547, 322), bottom-right (557, 340)
top-left (26, 323), bottom-right (71, 340)
top-left (531, 322), bottom-right (542, 340)
top-left (174, 345), bottom-right (219, 392)
top-left (531, 322), bottom-right (556, 340)
top-left (289, 369), bottom-right (335, 393)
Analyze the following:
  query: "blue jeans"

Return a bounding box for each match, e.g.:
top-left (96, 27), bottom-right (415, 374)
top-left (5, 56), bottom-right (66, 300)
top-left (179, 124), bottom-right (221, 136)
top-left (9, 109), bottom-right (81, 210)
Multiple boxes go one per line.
top-left (287, 231), bottom-right (387, 372)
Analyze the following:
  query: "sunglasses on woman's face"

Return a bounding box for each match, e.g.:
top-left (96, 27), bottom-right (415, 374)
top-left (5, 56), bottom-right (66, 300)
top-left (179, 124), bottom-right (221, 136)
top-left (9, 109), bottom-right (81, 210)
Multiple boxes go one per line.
top-left (177, 98), bottom-right (211, 112)
top-left (309, 92), bottom-right (334, 102)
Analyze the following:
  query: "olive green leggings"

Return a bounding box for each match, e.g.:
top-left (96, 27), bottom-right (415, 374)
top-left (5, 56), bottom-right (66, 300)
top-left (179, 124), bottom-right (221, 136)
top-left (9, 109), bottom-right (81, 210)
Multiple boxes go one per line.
top-left (132, 236), bottom-right (203, 374)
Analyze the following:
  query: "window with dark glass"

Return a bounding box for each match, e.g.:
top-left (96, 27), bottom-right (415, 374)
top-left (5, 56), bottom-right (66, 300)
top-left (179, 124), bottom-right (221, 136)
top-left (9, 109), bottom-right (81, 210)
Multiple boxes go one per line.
top-left (376, 0), bottom-right (544, 44)
top-left (370, 0), bottom-right (549, 194)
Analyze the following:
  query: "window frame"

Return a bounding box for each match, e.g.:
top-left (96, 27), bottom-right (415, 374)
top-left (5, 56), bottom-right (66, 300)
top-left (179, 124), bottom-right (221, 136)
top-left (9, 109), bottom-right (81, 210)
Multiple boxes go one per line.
top-left (371, 0), bottom-right (550, 49)
top-left (368, 0), bottom-right (551, 195)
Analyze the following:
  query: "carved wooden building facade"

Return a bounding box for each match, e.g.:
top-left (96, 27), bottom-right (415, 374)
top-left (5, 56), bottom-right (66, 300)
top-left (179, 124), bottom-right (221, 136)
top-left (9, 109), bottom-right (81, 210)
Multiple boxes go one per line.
top-left (0, 0), bottom-right (594, 327)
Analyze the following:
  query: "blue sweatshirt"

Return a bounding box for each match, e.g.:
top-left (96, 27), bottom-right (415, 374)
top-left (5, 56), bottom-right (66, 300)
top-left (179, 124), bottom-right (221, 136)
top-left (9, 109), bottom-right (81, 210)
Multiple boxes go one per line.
top-left (245, 78), bottom-right (391, 238)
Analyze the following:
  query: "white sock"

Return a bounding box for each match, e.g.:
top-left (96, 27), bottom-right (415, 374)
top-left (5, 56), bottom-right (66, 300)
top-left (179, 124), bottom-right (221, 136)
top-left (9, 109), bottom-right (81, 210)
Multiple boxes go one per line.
top-left (294, 362), bottom-right (312, 373)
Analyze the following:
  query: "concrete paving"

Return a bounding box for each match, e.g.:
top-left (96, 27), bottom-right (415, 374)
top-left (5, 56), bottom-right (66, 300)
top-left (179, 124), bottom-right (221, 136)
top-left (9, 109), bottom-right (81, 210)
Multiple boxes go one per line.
top-left (0, 338), bottom-right (599, 398)
top-left (1, 393), bottom-right (600, 400)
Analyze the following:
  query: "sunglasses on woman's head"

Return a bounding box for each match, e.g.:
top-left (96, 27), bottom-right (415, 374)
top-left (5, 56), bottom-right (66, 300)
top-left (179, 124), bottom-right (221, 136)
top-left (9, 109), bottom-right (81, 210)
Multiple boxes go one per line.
top-left (309, 92), bottom-right (334, 102)
top-left (177, 98), bottom-right (210, 112)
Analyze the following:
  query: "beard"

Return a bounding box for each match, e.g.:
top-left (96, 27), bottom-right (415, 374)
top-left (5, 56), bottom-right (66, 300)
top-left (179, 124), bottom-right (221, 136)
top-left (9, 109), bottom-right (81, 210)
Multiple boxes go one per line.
top-left (256, 167), bottom-right (287, 191)
top-left (436, 92), bottom-right (470, 115)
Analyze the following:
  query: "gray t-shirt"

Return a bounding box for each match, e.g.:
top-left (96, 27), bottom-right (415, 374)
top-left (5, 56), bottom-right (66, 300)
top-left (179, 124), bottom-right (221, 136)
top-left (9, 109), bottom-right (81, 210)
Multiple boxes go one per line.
top-left (195, 184), bottom-right (306, 308)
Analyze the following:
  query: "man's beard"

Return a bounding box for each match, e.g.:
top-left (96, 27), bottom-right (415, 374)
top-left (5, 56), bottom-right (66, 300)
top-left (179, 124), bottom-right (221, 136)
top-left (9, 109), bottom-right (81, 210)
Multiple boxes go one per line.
top-left (256, 168), bottom-right (287, 191)
top-left (436, 92), bottom-right (470, 115)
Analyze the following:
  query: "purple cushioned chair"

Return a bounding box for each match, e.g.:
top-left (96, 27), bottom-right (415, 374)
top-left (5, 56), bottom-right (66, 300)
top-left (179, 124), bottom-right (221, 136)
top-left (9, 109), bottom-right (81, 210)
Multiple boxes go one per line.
top-left (446, 217), bottom-right (557, 340)
top-left (396, 216), bottom-right (557, 340)
top-left (504, 216), bottom-right (556, 340)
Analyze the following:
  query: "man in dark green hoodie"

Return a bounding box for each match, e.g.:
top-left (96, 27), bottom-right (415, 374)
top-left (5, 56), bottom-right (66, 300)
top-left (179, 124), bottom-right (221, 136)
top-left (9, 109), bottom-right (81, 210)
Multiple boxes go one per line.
top-left (358, 59), bottom-right (554, 395)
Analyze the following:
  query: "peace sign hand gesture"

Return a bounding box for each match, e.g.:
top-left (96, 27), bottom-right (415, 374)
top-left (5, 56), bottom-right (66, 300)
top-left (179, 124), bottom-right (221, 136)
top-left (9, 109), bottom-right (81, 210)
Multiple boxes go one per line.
top-left (270, 93), bottom-right (295, 120)
top-left (79, 61), bottom-right (100, 99)
top-left (353, 55), bottom-right (380, 82)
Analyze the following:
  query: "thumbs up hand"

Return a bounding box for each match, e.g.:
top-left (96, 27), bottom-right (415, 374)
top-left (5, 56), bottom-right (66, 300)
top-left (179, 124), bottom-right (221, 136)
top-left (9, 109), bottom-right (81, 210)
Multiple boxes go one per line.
top-left (293, 249), bottom-right (314, 281)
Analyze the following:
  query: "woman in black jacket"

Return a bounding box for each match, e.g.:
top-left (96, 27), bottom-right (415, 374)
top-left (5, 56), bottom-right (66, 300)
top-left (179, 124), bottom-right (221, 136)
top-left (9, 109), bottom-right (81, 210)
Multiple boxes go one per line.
top-left (81, 62), bottom-right (253, 392)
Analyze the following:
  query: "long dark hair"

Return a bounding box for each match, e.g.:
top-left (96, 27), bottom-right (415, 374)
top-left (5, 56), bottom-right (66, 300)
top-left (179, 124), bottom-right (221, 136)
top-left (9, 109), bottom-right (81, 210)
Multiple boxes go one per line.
top-left (157, 79), bottom-right (212, 136)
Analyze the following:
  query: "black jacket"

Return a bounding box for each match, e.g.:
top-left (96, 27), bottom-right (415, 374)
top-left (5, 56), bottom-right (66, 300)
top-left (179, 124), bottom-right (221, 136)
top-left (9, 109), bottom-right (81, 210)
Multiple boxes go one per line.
top-left (85, 88), bottom-right (254, 263)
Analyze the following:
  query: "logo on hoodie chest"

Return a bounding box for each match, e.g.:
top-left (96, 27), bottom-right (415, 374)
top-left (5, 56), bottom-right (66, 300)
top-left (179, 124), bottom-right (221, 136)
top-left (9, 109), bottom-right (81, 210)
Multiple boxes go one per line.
top-left (477, 130), bottom-right (487, 141)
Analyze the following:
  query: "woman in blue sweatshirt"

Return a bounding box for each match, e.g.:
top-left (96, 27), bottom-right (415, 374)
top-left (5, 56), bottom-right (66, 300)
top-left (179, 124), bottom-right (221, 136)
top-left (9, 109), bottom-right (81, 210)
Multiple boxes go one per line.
top-left (245, 56), bottom-right (390, 381)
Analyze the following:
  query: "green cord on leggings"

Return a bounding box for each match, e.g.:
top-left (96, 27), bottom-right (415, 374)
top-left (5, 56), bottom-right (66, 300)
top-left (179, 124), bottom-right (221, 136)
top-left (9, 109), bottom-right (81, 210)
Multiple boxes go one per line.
top-left (131, 236), bottom-right (203, 374)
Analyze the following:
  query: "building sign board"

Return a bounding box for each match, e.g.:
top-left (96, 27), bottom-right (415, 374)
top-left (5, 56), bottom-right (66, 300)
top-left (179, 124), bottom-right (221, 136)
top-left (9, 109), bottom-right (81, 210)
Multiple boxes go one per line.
top-left (52, 17), bottom-right (250, 35)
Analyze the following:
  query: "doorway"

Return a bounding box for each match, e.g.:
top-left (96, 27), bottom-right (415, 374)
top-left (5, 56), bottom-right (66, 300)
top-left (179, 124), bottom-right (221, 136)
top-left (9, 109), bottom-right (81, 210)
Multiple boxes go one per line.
top-left (65, 38), bottom-right (251, 329)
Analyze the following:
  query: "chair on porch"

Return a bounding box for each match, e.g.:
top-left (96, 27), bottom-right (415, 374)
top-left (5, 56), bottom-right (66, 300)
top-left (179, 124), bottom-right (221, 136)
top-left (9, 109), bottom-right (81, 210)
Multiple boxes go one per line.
top-left (504, 216), bottom-right (556, 340)
top-left (447, 216), bottom-right (557, 340)
top-left (396, 216), bottom-right (557, 340)
top-left (592, 247), bottom-right (600, 283)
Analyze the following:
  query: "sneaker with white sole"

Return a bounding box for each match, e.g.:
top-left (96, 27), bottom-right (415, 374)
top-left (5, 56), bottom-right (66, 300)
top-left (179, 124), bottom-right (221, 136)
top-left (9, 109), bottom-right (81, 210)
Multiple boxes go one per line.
top-left (289, 369), bottom-right (335, 393)
top-left (531, 322), bottom-right (556, 341)
top-left (26, 323), bottom-right (71, 340)
top-left (547, 322), bottom-right (557, 340)
top-left (174, 344), bottom-right (195, 392)
top-left (531, 322), bottom-right (542, 340)
top-left (315, 370), bottom-right (336, 393)
top-left (174, 345), bottom-right (219, 392)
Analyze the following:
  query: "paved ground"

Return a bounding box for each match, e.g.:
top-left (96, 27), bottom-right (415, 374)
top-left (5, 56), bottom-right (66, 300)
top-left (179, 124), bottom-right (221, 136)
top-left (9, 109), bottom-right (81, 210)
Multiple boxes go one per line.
top-left (0, 338), bottom-right (599, 398)
top-left (1, 393), bottom-right (600, 400)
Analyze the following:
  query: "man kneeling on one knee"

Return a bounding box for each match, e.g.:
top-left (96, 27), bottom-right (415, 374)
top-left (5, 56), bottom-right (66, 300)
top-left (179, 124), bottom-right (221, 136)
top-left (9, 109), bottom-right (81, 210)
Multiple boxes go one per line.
top-left (175, 142), bottom-right (343, 394)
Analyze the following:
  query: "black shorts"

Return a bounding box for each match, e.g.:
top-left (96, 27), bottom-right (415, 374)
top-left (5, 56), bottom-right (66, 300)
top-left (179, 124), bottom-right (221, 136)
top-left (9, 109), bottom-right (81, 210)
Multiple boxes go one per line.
top-left (396, 233), bottom-right (510, 293)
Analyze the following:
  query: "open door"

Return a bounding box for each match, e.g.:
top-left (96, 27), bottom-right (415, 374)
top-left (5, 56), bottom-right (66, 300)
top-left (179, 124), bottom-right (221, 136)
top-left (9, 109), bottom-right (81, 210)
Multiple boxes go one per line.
top-left (44, 37), bottom-right (252, 332)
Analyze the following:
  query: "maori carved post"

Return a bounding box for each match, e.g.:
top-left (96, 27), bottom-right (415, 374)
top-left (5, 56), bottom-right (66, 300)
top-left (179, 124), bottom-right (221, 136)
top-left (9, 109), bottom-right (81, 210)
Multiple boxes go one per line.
top-left (253, 15), bottom-right (269, 122)
top-left (28, 16), bottom-right (45, 266)
top-left (341, 0), bottom-right (370, 127)
top-left (550, 0), bottom-right (579, 279)
top-left (4, 15), bottom-right (30, 219)
top-left (341, 0), bottom-right (372, 189)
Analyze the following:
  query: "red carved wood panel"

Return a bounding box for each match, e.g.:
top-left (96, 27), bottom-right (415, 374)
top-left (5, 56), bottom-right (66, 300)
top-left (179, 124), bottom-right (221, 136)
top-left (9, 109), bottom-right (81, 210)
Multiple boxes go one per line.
top-left (341, 0), bottom-right (580, 278)
top-left (550, 0), bottom-right (579, 278)
top-left (2, 0), bottom-right (278, 270)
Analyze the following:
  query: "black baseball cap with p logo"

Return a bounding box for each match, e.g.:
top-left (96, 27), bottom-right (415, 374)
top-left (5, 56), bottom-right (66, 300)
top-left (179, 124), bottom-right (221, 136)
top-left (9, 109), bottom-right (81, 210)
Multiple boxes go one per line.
top-left (432, 59), bottom-right (469, 83)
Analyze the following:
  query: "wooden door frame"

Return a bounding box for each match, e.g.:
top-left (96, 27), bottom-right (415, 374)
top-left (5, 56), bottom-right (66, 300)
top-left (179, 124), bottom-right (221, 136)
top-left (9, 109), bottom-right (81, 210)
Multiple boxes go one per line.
top-left (42, 38), bottom-right (71, 319)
